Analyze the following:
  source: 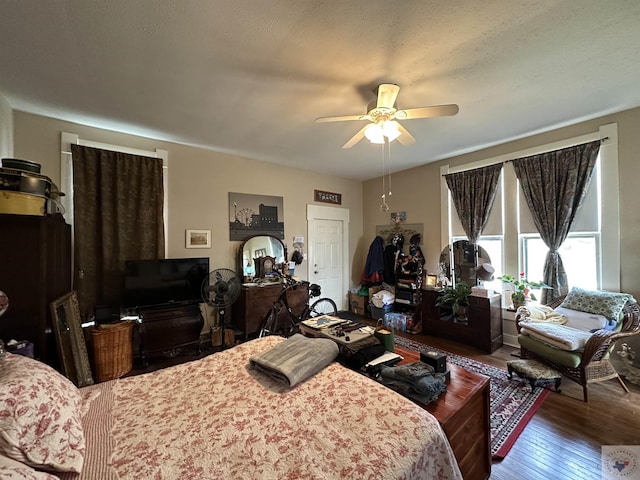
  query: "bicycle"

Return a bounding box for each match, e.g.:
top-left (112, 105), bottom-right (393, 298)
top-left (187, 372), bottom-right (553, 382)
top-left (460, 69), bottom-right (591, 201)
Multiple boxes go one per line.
top-left (258, 274), bottom-right (338, 338)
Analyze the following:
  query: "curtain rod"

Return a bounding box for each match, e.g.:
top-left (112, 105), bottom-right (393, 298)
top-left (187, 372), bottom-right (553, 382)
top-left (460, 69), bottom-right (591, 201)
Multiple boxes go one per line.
top-left (443, 135), bottom-right (609, 175)
top-left (502, 137), bottom-right (608, 164)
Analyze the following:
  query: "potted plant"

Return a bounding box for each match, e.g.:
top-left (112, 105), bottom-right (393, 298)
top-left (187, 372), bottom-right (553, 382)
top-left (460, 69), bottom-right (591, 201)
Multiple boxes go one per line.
top-left (497, 273), bottom-right (550, 308)
top-left (435, 282), bottom-right (472, 322)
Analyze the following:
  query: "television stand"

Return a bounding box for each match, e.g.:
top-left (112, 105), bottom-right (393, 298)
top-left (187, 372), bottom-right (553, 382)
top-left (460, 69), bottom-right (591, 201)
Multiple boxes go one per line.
top-left (136, 303), bottom-right (204, 366)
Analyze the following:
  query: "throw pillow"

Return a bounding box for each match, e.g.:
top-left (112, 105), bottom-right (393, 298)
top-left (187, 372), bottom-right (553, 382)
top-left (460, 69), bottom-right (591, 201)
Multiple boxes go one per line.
top-left (560, 287), bottom-right (633, 321)
top-left (0, 353), bottom-right (85, 473)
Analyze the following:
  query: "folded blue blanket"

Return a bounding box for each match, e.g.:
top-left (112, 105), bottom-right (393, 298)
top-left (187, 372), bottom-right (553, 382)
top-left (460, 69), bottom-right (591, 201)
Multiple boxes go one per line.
top-left (379, 361), bottom-right (447, 403)
top-left (250, 334), bottom-right (339, 387)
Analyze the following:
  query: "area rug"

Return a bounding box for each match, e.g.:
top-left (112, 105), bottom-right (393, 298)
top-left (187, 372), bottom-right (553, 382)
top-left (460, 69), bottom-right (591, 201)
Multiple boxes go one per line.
top-left (395, 336), bottom-right (549, 460)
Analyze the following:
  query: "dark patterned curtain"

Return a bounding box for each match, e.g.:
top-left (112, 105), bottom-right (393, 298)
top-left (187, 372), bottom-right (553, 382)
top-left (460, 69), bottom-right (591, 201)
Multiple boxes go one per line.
top-left (512, 141), bottom-right (600, 304)
top-left (71, 145), bottom-right (165, 318)
top-left (444, 163), bottom-right (503, 244)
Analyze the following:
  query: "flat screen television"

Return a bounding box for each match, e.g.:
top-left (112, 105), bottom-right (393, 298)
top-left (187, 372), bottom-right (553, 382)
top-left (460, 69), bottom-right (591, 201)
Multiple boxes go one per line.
top-left (123, 257), bottom-right (210, 310)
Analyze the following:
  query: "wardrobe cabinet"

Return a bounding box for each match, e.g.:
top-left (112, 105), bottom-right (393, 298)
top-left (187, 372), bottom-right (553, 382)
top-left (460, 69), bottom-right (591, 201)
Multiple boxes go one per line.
top-left (0, 213), bottom-right (72, 367)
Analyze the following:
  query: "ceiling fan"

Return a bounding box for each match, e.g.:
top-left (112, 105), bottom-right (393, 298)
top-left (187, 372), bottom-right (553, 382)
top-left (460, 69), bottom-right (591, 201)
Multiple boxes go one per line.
top-left (315, 83), bottom-right (459, 149)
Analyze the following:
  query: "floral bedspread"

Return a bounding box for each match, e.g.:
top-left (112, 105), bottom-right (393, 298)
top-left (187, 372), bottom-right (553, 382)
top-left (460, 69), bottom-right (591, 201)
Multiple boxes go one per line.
top-left (72, 336), bottom-right (461, 480)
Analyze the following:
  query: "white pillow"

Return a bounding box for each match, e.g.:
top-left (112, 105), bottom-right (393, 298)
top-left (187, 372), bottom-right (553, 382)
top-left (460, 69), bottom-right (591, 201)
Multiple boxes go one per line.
top-left (555, 306), bottom-right (608, 332)
top-left (0, 353), bottom-right (85, 473)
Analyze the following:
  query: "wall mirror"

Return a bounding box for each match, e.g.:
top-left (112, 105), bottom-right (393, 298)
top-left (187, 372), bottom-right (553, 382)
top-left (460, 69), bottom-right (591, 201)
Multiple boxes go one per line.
top-left (238, 234), bottom-right (287, 280)
top-left (50, 291), bottom-right (94, 387)
top-left (439, 240), bottom-right (491, 287)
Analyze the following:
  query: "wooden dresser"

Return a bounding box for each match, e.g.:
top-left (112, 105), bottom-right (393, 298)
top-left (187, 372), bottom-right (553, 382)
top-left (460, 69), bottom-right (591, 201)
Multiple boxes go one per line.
top-left (422, 288), bottom-right (503, 353)
top-left (136, 303), bottom-right (203, 366)
top-left (232, 283), bottom-right (309, 339)
top-left (395, 345), bottom-right (491, 480)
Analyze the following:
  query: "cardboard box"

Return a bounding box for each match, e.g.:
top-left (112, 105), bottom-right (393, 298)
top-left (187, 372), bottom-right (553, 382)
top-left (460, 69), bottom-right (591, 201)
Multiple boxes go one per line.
top-left (471, 287), bottom-right (491, 297)
top-left (349, 292), bottom-right (368, 315)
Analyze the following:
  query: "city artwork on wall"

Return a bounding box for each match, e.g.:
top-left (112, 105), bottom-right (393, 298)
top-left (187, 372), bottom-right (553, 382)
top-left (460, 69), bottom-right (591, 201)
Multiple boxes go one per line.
top-left (229, 192), bottom-right (285, 241)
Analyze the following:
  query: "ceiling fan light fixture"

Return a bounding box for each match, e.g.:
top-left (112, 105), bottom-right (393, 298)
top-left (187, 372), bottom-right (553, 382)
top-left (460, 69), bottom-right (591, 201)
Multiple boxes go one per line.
top-left (364, 123), bottom-right (385, 144)
top-left (382, 121), bottom-right (401, 142)
top-left (315, 83), bottom-right (459, 148)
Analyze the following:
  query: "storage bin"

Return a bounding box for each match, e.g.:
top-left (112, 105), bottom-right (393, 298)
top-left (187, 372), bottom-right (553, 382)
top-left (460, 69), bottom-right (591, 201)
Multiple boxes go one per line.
top-left (88, 321), bottom-right (134, 382)
top-left (383, 312), bottom-right (412, 332)
top-left (370, 303), bottom-right (393, 320)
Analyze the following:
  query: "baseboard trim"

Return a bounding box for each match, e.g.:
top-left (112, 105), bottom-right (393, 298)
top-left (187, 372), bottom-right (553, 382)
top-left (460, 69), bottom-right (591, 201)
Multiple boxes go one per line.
top-left (503, 333), bottom-right (518, 348)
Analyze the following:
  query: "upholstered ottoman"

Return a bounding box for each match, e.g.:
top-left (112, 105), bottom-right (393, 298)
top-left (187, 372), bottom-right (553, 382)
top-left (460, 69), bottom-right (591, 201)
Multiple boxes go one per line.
top-left (507, 359), bottom-right (562, 392)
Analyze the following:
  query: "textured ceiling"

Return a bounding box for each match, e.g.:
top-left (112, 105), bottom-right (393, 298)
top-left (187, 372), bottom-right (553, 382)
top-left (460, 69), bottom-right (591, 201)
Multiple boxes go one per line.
top-left (2, 1), bottom-right (640, 180)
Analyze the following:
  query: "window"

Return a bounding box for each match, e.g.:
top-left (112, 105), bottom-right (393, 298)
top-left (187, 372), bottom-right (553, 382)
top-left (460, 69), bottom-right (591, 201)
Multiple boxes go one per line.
top-left (523, 234), bottom-right (599, 292)
top-left (518, 153), bottom-right (601, 291)
top-left (442, 123), bottom-right (619, 305)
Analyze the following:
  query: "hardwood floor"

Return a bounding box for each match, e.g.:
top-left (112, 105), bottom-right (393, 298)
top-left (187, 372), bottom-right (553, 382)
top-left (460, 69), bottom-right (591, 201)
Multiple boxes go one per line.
top-left (130, 316), bottom-right (640, 480)
top-left (392, 327), bottom-right (640, 480)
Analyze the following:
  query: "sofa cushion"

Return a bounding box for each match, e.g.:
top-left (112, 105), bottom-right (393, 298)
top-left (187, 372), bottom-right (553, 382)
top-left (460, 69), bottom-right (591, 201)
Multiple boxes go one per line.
top-left (520, 321), bottom-right (592, 351)
top-left (518, 334), bottom-right (582, 368)
top-left (560, 287), bottom-right (633, 322)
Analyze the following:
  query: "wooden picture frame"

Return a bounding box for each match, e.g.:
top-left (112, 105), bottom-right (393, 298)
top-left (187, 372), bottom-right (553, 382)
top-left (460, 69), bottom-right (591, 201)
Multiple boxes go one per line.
top-left (426, 274), bottom-right (438, 287)
top-left (186, 229), bottom-right (211, 248)
top-left (314, 189), bottom-right (342, 205)
top-left (50, 291), bottom-right (94, 387)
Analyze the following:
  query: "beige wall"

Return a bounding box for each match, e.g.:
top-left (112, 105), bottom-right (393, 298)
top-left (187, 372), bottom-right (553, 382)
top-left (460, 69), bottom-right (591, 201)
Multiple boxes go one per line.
top-left (11, 106), bottom-right (640, 300)
top-left (12, 111), bottom-right (365, 292)
top-left (363, 106), bottom-right (640, 300)
top-left (0, 93), bottom-right (12, 159)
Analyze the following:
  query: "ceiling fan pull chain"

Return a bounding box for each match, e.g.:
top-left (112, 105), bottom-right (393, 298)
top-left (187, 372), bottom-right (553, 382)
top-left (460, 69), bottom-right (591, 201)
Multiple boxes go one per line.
top-left (387, 140), bottom-right (392, 197)
top-left (380, 143), bottom-right (389, 211)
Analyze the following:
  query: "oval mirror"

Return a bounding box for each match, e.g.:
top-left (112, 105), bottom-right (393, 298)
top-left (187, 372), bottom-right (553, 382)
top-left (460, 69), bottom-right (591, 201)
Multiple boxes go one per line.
top-left (238, 234), bottom-right (287, 279)
top-left (439, 240), bottom-right (491, 287)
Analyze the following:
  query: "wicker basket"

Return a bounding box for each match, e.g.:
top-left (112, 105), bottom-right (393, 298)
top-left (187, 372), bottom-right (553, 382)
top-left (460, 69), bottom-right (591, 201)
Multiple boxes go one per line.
top-left (88, 321), bottom-right (134, 382)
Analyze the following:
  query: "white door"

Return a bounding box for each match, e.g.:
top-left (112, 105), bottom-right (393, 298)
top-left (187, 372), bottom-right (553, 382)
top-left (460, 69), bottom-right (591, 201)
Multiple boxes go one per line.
top-left (307, 205), bottom-right (350, 311)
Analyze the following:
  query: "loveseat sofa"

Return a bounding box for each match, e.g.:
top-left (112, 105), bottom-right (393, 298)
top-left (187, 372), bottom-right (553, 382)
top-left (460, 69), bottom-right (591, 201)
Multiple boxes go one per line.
top-left (515, 287), bottom-right (640, 401)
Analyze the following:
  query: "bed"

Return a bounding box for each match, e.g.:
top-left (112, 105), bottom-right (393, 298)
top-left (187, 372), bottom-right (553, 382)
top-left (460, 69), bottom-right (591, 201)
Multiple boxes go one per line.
top-left (0, 336), bottom-right (462, 480)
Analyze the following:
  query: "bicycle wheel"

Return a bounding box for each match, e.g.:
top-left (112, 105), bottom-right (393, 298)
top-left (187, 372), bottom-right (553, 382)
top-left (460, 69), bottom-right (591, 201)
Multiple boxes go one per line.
top-left (308, 298), bottom-right (337, 318)
top-left (259, 309), bottom-right (280, 337)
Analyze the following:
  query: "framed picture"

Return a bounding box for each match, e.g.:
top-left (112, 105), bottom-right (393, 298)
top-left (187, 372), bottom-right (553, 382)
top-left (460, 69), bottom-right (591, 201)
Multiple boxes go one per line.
top-left (186, 229), bottom-right (211, 248)
top-left (426, 274), bottom-right (438, 287)
top-left (314, 189), bottom-right (342, 205)
top-left (229, 192), bottom-right (285, 241)
top-left (391, 211), bottom-right (406, 223)
top-left (50, 291), bottom-right (94, 387)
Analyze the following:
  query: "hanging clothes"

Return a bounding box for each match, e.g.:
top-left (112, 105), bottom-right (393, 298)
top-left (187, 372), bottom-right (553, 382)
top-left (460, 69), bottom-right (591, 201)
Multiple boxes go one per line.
top-left (383, 243), bottom-right (398, 284)
top-left (361, 236), bottom-right (385, 285)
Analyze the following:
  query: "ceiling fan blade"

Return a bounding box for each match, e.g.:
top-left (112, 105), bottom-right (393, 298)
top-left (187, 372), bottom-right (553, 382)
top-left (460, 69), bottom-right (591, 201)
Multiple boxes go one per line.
top-left (395, 104), bottom-right (459, 120)
top-left (396, 123), bottom-right (416, 146)
top-left (376, 84), bottom-right (400, 110)
top-left (342, 125), bottom-right (368, 149)
top-left (315, 114), bottom-right (371, 123)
